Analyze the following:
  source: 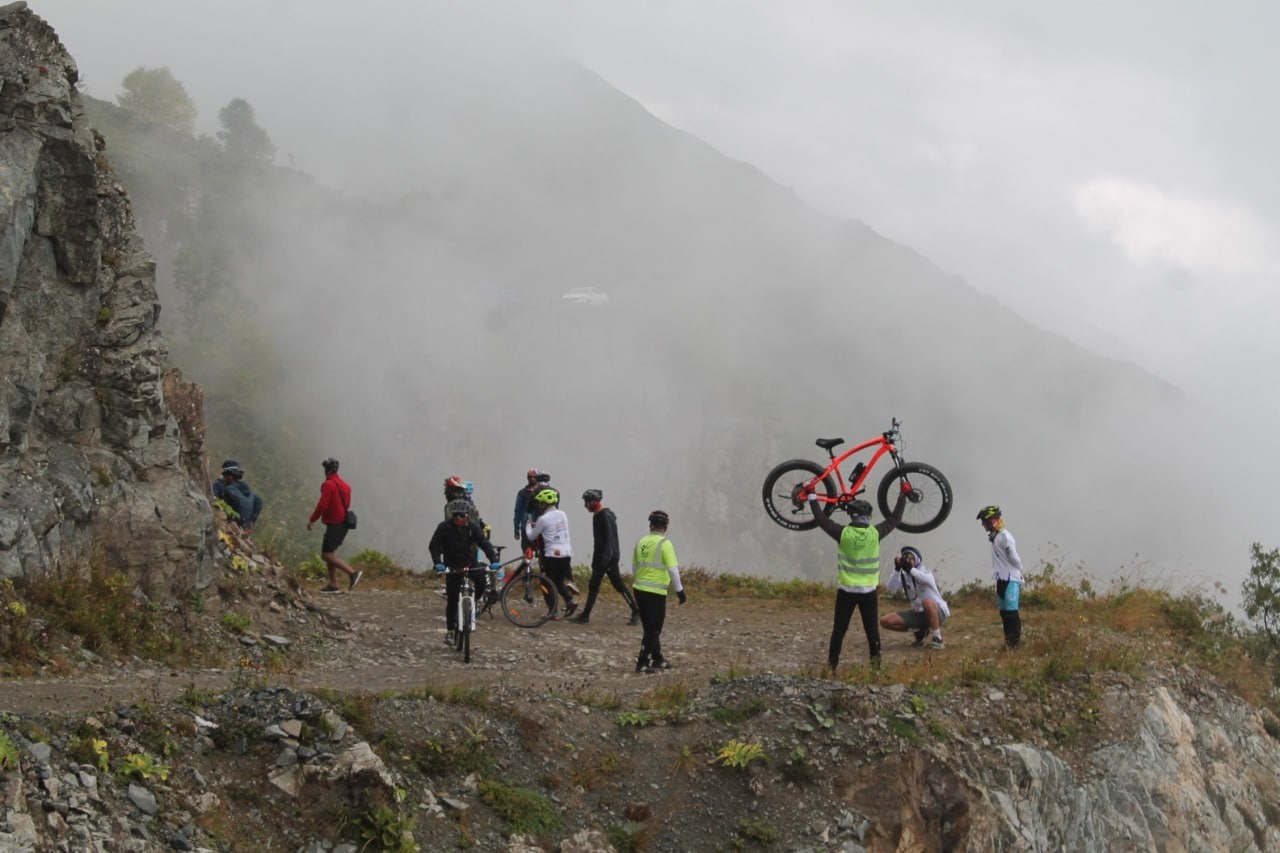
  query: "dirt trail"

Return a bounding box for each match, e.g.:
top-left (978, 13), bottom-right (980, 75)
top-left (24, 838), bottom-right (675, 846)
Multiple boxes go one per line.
top-left (1, 580), bottom-right (988, 714)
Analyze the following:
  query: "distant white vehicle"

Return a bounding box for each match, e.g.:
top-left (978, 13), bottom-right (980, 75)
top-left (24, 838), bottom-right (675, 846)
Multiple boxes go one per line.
top-left (561, 286), bottom-right (609, 306)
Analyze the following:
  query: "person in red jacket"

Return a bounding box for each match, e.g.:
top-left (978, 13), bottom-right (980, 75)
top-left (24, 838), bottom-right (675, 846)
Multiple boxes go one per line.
top-left (307, 457), bottom-right (362, 594)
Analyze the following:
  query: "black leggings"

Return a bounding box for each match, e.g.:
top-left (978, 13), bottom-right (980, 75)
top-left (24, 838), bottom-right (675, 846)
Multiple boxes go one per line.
top-left (829, 589), bottom-right (880, 667)
top-left (635, 590), bottom-right (668, 665)
top-left (581, 563), bottom-right (638, 617)
top-left (541, 556), bottom-right (575, 607)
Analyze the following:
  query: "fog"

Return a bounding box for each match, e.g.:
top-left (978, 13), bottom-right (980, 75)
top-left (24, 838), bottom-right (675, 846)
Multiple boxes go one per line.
top-left (36, 1), bottom-right (1279, 600)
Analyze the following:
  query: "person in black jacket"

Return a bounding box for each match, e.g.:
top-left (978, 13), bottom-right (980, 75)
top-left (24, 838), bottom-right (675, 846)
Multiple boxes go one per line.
top-left (431, 499), bottom-right (500, 645)
top-left (570, 489), bottom-right (639, 625)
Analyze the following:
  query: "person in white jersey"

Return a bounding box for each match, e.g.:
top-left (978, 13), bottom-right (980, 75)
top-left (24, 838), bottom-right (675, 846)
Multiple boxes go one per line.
top-left (977, 505), bottom-right (1023, 649)
top-left (525, 487), bottom-right (578, 618)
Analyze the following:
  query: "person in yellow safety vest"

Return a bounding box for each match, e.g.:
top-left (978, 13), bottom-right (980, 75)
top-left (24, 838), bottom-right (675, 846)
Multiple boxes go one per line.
top-left (631, 509), bottom-right (686, 673)
top-left (805, 486), bottom-right (908, 672)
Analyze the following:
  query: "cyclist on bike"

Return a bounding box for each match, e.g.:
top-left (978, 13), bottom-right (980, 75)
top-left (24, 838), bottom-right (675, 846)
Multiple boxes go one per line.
top-left (513, 469), bottom-right (550, 547)
top-left (880, 545), bottom-right (949, 650)
top-left (523, 487), bottom-right (577, 618)
top-left (804, 488), bottom-right (908, 672)
top-left (570, 489), bottom-right (640, 626)
top-left (431, 498), bottom-right (501, 645)
top-left (632, 510), bottom-right (686, 672)
top-left (978, 505), bottom-right (1023, 649)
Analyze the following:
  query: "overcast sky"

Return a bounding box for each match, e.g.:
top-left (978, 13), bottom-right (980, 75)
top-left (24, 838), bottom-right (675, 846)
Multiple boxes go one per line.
top-left (33, 1), bottom-right (1279, 588)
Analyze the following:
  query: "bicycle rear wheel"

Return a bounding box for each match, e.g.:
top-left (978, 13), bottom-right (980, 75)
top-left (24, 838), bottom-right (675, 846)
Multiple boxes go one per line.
top-left (876, 461), bottom-right (953, 534)
top-left (762, 459), bottom-right (837, 531)
top-left (502, 571), bottom-right (558, 628)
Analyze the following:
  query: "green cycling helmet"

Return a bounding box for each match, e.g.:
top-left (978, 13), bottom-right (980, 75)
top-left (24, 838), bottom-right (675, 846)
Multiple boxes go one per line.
top-left (534, 488), bottom-right (560, 506)
top-left (976, 505), bottom-right (1001, 521)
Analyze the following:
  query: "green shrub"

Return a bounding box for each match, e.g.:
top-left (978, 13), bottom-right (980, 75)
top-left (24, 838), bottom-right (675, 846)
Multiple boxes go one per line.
top-left (477, 779), bottom-right (561, 834)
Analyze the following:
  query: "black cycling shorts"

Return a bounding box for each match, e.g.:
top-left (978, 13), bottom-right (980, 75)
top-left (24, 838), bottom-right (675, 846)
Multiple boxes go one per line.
top-left (321, 523), bottom-right (348, 554)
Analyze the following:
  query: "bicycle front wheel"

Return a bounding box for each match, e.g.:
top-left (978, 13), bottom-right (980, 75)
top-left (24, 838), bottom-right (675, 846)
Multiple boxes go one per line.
top-left (762, 460), bottom-right (837, 531)
top-left (877, 461), bottom-right (953, 534)
top-left (501, 572), bottom-right (558, 628)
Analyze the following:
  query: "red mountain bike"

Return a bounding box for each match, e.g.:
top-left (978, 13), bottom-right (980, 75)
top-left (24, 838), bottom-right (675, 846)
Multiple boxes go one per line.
top-left (762, 418), bottom-right (952, 533)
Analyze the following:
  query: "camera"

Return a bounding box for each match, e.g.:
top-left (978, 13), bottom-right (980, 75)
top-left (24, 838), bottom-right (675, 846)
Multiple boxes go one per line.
top-left (893, 555), bottom-right (906, 570)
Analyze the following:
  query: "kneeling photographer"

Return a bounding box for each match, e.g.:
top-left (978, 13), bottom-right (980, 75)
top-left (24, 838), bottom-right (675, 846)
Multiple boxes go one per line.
top-left (880, 546), bottom-right (950, 650)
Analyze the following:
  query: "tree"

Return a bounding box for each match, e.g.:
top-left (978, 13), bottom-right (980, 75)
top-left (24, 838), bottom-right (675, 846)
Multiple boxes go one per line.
top-left (217, 98), bottom-right (275, 164)
top-left (1242, 542), bottom-right (1280, 647)
top-left (116, 67), bottom-right (197, 133)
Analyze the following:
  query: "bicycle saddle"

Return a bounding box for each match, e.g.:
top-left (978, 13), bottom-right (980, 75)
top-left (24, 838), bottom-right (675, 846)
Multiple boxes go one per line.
top-left (815, 437), bottom-right (844, 450)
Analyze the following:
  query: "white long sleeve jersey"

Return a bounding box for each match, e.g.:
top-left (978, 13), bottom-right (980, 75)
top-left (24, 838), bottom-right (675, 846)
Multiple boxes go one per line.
top-left (887, 565), bottom-right (950, 619)
top-left (526, 509), bottom-right (572, 559)
top-left (990, 528), bottom-right (1024, 583)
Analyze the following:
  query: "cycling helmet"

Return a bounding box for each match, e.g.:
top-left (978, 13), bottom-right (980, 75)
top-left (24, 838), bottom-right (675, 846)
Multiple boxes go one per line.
top-left (534, 488), bottom-right (560, 506)
top-left (900, 546), bottom-right (923, 565)
top-left (535, 472), bottom-right (552, 483)
top-left (648, 509), bottom-right (670, 528)
top-left (322, 458), bottom-right (340, 474)
top-left (221, 464), bottom-right (243, 477)
top-left (445, 475), bottom-right (465, 490)
top-left (448, 498), bottom-right (472, 517)
top-left (221, 458), bottom-right (240, 471)
top-left (976, 505), bottom-right (1001, 522)
top-left (582, 489), bottom-right (603, 503)
top-left (846, 499), bottom-right (873, 518)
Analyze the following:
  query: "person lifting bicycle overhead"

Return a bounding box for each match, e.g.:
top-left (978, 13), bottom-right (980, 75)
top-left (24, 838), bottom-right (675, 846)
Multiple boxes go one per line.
top-left (805, 486), bottom-right (908, 672)
top-left (431, 498), bottom-right (500, 646)
top-left (524, 487), bottom-right (578, 618)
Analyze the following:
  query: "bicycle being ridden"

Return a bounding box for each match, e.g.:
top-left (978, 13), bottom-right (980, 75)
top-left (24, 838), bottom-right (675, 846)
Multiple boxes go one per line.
top-left (430, 499), bottom-right (501, 648)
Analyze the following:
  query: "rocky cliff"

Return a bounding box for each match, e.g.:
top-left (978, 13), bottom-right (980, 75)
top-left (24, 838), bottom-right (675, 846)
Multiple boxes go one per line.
top-left (1, 666), bottom-right (1279, 851)
top-left (0, 2), bottom-right (211, 590)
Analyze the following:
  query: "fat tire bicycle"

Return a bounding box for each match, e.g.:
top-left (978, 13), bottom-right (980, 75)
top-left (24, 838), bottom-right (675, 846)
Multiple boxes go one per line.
top-left (474, 546), bottom-right (560, 629)
top-left (762, 417), bottom-right (953, 534)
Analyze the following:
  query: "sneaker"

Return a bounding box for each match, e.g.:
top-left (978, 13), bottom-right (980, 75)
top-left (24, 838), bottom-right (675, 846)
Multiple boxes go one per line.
top-left (929, 638), bottom-right (945, 650)
top-left (627, 612), bottom-right (640, 627)
top-left (436, 588), bottom-right (448, 599)
top-left (444, 630), bottom-right (456, 646)
top-left (568, 613), bottom-right (590, 624)
top-left (564, 601), bottom-right (579, 618)
top-left (911, 631), bottom-right (927, 648)
top-left (635, 657), bottom-right (650, 673)
top-left (319, 586), bottom-right (341, 594)
top-left (650, 659), bottom-right (672, 671)
top-left (348, 570), bottom-right (364, 591)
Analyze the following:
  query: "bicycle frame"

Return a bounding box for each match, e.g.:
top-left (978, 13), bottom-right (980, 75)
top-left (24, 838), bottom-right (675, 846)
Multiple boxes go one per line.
top-left (806, 419), bottom-right (905, 508)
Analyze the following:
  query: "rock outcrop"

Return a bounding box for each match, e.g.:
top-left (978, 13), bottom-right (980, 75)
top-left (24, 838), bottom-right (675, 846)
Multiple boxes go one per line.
top-left (0, 2), bottom-right (212, 590)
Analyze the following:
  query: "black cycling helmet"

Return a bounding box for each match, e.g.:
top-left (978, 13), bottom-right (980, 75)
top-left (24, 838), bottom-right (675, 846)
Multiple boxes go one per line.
top-left (648, 509), bottom-right (670, 528)
top-left (846, 499), bottom-right (873, 518)
top-left (582, 489), bottom-right (603, 503)
top-left (535, 472), bottom-right (552, 484)
top-left (221, 464), bottom-right (243, 478)
top-left (322, 458), bottom-right (340, 475)
top-left (976, 505), bottom-right (1001, 522)
top-left (448, 498), bottom-right (472, 517)
top-left (221, 458), bottom-right (240, 471)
